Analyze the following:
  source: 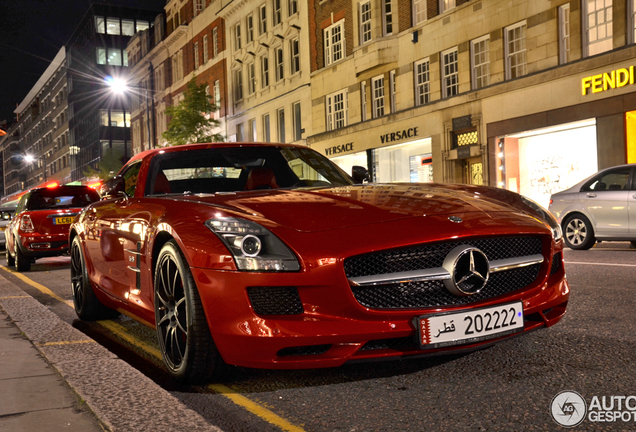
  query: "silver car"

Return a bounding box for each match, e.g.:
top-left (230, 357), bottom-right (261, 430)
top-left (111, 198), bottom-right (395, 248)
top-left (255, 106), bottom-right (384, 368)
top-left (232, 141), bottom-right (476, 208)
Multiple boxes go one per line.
top-left (548, 164), bottom-right (636, 250)
top-left (0, 206), bottom-right (16, 248)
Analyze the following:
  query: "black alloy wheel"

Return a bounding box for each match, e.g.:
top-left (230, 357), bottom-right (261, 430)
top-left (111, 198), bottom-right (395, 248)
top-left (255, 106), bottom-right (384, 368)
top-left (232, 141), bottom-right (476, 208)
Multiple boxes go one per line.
top-left (563, 214), bottom-right (596, 250)
top-left (6, 244), bottom-right (14, 267)
top-left (154, 240), bottom-right (223, 383)
top-left (15, 239), bottom-right (31, 272)
top-left (70, 236), bottom-right (118, 320)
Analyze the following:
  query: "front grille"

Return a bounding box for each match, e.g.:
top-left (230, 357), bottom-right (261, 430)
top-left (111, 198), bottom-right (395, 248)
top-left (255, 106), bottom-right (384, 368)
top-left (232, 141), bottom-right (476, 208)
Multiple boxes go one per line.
top-left (345, 236), bottom-right (544, 310)
top-left (360, 336), bottom-right (416, 351)
top-left (550, 253), bottom-right (562, 276)
top-left (351, 264), bottom-right (541, 309)
top-left (277, 344), bottom-right (331, 357)
top-left (344, 236), bottom-right (542, 278)
top-left (247, 286), bottom-right (304, 315)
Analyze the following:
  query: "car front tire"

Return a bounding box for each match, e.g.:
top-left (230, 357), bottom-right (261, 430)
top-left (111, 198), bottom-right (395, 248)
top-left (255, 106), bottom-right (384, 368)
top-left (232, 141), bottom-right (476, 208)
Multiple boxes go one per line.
top-left (70, 236), bottom-right (119, 320)
top-left (154, 240), bottom-right (224, 384)
top-left (15, 239), bottom-right (31, 272)
top-left (563, 214), bottom-right (596, 250)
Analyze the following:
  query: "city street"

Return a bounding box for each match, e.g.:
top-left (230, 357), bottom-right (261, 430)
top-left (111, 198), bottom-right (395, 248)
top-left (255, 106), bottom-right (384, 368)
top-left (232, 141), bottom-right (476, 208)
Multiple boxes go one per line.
top-left (1, 242), bottom-right (635, 431)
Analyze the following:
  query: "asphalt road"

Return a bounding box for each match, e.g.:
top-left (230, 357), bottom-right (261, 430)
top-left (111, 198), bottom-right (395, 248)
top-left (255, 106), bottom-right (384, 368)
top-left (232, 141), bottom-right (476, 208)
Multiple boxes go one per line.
top-left (1, 242), bottom-right (635, 431)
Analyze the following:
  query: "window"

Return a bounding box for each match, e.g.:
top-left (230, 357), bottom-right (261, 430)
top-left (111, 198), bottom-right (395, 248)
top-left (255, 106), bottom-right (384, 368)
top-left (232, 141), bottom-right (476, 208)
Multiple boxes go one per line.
top-left (97, 48), bottom-right (106, 65)
top-left (277, 109), bottom-right (286, 143)
top-left (248, 63), bottom-right (256, 95)
top-left (122, 19), bottom-right (135, 36)
top-left (260, 5), bottom-right (268, 34)
top-left (382, 0), bottom-right (393, 36)
top-left (558, 4), bottom-right (570, 64)
top-left (414, 59), bottom-right (430, 105)
top-left (324, 21), bottom-right (345, 66)
top-left (237, 123), bottom-right (244, 142)
top-left (631, 0), bottom-right (636, 43)
top-left (194, 42), bottom-right (199, 69)
top-left (360, 81), bottom-right (367, 121)
top-left (326, 90), bottom-right (348, 131)
top-left (389, 70), bottom-right (396, 113)
top-left (360, 1), bottom-right (372, 44)
top-left (107, 18), bottom-right (120, 35)
top-left (372, 76), bottom-right (385, 118)
top-left (247, 15), bottom-right (254, 43)
top-left (275, 46), bottom-right (284, 81)
top-left (95, 17), bottom-right (106, 34)
top-left (289, 0), bottom-right (298, 15)
top-left (234, 69), bottom-right (243, 102)
top-left (290, 38), bottom-right (300, 74)
top-left (249, 118), bottom-right (257, 141)
top-left (584, 0), bottom-right (613, 56)
top-left (203, 35), bottom-right (209, 63)
top-left (440, 0), bottom-right (455, 13)
top-left (195, 0), bottom-right (204, 16)
top-left (263, 114), bottom-right (271, 142)
top-left (292, 102), bottom-right (302, 141)
top-left (136, 20), bottom-right (149, 32)
top-left (471, 36), bottom-right (490, 89)
top-left (213, 80), bottom-right (221, 112)
top-left (213, 28), bottom-right (219, 57)
top-left (261, 55), bottom-right (270, 88)
top-left (442, 48), bottom-right (458, 98)
top-left (108, 48), bottom-right (122, 66)
top-left (505, 22), bottom-right (527, 79)
top-left (235, 24), bottom-right (242, 51)
top-left (413, 0), bottom-right (427, 25)
top-left (583, 167), bottom-right (630, 192)
top-left (273, 0), bottom-right (282, 26)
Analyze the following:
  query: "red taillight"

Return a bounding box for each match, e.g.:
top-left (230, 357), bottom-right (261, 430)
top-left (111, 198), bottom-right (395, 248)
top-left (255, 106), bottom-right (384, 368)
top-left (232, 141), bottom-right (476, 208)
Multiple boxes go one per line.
top-left (20, 215), bottom-right (34, 232)
top-left (46, 182), bottom-right (59, 188)
top-left (549, 199), bottom-right (553, 205)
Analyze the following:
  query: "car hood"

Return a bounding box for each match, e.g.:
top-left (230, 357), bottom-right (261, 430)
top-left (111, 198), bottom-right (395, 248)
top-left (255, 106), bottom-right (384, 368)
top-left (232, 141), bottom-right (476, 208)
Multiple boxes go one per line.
top-left (168, 184), bottom-right (527, 233)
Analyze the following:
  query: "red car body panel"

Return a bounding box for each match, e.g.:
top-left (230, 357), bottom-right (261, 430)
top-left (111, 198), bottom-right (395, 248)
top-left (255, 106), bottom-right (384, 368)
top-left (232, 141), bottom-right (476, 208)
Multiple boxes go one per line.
top-left (70, 143), bottom-right (569, 370)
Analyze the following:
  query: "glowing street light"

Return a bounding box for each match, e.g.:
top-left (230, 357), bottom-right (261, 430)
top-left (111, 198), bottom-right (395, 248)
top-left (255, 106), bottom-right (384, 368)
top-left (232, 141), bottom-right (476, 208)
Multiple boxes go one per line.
top-left (104, 76), bottom-right (129, 94)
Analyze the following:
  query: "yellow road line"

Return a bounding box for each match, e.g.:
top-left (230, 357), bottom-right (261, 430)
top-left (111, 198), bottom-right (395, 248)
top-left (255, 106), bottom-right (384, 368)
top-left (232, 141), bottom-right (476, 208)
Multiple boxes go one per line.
top-left (0, 295), bottom-right (31, 299)
top-left (209, 384), bottom-right (306, 432)
top-left (38, 340), bottom-right (96, 346)
top-left (0, 264), bottom-right (306, 432)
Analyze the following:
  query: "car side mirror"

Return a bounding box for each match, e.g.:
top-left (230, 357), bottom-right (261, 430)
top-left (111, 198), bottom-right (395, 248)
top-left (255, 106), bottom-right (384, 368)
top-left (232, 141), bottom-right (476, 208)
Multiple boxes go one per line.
top-left (352, 166), bottom-right (370, 184)
top-left (100, 176), bottom-right (126, 198)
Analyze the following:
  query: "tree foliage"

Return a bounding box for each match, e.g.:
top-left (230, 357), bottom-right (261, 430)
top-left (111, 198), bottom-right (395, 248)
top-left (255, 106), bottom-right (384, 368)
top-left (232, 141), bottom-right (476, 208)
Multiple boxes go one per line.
top-left (162, 77), bottom-right (224, 146)
top-left (84, 147), bottom-right (125, 181)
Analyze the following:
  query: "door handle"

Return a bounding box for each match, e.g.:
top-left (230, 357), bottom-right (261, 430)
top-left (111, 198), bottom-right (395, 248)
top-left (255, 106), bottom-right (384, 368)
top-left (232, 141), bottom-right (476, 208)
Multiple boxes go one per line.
top-left (586, 193), bottom-right (597, 198)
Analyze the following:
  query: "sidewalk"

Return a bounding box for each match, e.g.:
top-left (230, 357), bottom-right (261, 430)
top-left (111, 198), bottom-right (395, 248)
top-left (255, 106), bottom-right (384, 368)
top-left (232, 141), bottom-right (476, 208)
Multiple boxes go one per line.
top-left (0, 276), bottom-right (223, 432)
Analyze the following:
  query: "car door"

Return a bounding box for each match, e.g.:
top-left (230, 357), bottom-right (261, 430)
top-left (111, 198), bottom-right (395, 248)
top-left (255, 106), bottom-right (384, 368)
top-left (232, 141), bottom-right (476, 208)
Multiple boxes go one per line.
top-left (578, 166), bottom-right (631, 237)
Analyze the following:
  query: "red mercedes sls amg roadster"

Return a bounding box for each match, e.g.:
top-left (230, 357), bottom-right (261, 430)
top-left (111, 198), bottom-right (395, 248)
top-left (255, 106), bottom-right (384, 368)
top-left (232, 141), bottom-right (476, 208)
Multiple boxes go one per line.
top-left (69, 143), bottom-right (569, 383)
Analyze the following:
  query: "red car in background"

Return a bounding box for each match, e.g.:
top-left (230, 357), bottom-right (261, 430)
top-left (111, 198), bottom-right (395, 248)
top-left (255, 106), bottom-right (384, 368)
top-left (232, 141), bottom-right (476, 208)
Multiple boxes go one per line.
top-left (6, 185), bottom-right (100, 271)
top-left (69, 143), bottom-right (569, 383)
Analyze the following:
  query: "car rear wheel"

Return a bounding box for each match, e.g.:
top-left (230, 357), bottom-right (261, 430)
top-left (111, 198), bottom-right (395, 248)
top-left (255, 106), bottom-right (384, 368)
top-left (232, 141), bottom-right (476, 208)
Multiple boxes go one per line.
top-left (154, 240), bottom-right (224, 383)
top-left (563, 214), bottom-right (596, 250)
top-left (6, 244), bottom-right (14, 267)
top-left (15, 239), bottom-right (31, 272)
top-left (70, 236), bottom-right (119, 320)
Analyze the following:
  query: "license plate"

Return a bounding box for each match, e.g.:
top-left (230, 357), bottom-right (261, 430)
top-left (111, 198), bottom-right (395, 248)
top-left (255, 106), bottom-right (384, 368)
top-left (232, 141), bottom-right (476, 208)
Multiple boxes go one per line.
top-left (53, 217), bottom-right (74, 225)
top-left (416, 302), bottom-right (524, 349)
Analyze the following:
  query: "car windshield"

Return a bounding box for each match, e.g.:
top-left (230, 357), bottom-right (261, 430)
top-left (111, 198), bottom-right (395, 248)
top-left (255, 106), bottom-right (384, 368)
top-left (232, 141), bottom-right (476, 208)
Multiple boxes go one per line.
top-left (148, 146), bottom-right (354, 195)
top-left (27, 188), bottom-right (100, 210)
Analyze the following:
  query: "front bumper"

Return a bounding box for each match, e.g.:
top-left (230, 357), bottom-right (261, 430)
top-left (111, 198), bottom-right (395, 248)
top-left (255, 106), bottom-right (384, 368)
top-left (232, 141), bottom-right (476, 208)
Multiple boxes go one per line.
top-left (192, 255), bottom-right (569, 370)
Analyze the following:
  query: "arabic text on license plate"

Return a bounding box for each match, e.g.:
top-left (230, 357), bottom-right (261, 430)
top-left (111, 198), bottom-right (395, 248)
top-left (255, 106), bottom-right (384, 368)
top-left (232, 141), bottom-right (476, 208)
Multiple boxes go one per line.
top-left (54, 217), bottom-right (74, 225)
top-left (417, 302), bottom-right (524, 349)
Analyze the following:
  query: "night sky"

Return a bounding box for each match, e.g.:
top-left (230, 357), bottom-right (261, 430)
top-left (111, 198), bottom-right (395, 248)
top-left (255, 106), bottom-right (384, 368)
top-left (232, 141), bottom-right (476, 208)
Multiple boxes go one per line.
top-left (0, 0), bottom-right (165, 127)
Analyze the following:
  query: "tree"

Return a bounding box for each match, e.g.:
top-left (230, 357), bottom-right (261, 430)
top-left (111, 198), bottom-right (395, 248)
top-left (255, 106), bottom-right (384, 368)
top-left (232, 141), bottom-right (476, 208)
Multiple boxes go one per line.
top-left (162, 77), bottom-right (224, 146)
top-left (84, 147), bottom-right (125, 181)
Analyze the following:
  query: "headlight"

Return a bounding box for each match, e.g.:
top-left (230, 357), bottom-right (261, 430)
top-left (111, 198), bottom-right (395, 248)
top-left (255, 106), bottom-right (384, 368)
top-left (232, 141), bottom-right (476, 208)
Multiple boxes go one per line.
top-left (520, 196), bottom-right (563, 241)
top-left (205, 217), bottom-right (300, 271)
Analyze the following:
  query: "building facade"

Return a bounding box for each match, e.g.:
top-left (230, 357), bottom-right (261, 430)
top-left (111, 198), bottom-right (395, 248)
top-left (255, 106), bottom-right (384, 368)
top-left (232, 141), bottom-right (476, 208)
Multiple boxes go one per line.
top-left (1, 47), bottom-right (69, 199)
top-left (307, 0), bottom-right (636, 208)
top-left (127, 0), bottom-right (228, 151)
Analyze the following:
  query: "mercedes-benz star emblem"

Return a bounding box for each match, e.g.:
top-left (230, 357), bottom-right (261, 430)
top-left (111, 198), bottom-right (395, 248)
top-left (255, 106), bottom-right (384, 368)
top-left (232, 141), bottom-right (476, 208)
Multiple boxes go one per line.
top-left (442, 246), bottom-right (490, 296)
top-left (448, 216), bottom-right (463, 223)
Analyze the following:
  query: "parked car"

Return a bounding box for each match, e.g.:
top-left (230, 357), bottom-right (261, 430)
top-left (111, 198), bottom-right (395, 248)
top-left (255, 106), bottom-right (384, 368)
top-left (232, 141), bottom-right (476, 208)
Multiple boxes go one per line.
top-left (548, 164), bottom-right (636, 250)
top-left (70, 143), bottom-right (569, 383)
top-left (6, 185), bottom-right (100, 271)
top-left (0, 205), bottom-right (17, 248)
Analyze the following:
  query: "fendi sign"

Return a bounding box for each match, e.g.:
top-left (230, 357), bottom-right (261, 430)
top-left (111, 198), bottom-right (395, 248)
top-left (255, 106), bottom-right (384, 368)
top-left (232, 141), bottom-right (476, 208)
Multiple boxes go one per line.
top-left (582, 66), bottom-right (635, 95)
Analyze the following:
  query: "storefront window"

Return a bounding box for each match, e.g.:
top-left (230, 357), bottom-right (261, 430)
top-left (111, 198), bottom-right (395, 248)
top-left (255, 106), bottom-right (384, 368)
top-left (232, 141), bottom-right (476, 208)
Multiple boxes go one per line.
top-left (627, 111), bottom-right (636, 163)
top-left (374, 139), bottom-right (433, 183)
top-left (332, 151), bottom-right (368, 179)
top-left (496, 119), bottom-right (598, 208)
